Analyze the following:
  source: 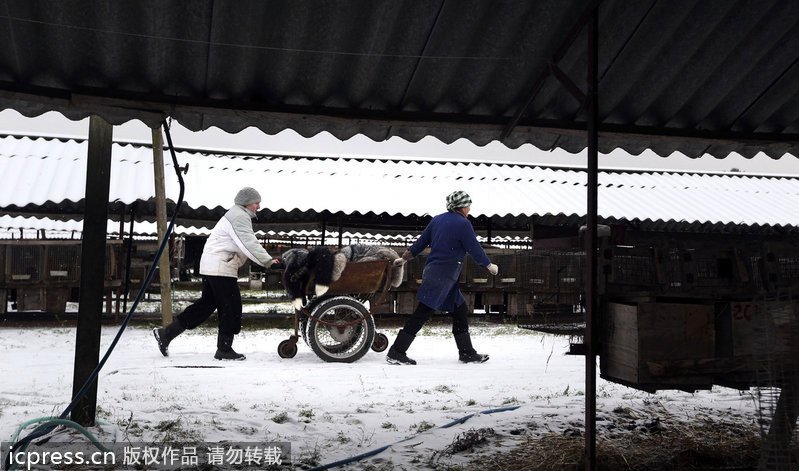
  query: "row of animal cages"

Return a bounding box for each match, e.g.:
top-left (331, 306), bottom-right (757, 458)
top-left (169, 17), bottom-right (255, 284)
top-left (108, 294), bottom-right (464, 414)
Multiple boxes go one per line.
top-left (395, 250), bottom-right (586, 293)
top-left (0, 240), bottom-right (125, 313)
top-left (348, 289), bottom-right (583, 320)
top-left (601, 240), bottom-right (799, 298)
top-left (0, 240), bottom-right (124, 284)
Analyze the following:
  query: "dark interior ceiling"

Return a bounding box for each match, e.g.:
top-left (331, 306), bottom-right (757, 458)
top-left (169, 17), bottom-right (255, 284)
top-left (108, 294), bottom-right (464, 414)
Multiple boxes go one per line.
top-left (0, 0), bottom-right (797, 160)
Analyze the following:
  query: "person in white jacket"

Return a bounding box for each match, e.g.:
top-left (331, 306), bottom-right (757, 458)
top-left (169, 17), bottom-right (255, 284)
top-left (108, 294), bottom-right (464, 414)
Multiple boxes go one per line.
top-left (153, 187), bottom-right (279, 360)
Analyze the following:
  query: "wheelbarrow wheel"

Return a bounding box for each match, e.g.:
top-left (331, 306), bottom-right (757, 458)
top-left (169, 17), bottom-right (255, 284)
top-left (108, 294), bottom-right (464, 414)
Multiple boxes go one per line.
top-left (277, 338), bottom-right (298, 359)
top-left (307, 296), bottom-right (375, 363)
top-left (371, 332), bottom-right (389, 352)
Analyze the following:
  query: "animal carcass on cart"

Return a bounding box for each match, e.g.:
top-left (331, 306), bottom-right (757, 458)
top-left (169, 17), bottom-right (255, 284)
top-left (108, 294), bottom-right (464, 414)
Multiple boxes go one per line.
top-left (277, 259), bottom-right (392, 362)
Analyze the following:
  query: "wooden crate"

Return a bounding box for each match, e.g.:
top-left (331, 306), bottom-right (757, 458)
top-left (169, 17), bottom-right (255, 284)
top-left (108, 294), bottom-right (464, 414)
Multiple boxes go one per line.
top-left (601, 301), bottom-right (715, 391)
top-left (506, 292), bottom-right (531, 317)
top-left (45, 288), bottom-right (70, 313)
top-left (368, 292), bottom-right (395, 314)
top-left (730, 299), bottom-right (799, 359)
top-left (17, 287), bottom-right (46, 311)
top-left (396, 292), bottom-right (417, 315)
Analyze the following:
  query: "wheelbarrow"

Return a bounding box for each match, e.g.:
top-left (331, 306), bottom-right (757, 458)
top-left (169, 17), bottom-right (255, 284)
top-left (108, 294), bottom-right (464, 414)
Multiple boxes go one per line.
top-left (277, 259), bottom-right (393, 362)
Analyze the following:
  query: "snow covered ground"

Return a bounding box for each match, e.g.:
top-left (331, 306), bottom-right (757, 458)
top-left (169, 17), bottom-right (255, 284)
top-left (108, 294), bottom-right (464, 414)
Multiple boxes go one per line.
top-left (0, 323), bottom-right (761, 470)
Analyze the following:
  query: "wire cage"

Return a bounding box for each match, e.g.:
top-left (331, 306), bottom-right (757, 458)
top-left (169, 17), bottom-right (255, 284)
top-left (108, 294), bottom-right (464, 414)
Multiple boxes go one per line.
top-left (6, 244), bottom-right (43, 282)
top-left (463, 256), bottom-right (492, 289)
top-left (45, 244), bottom-right (81, 282)
top-left (517, 248), bottom-right (585, 333)
top-left (604, 245), bottom-right (657, 290)
top-left (491, 253), bottom-right (521, 290)
top-left (399, 254), bottom-right (427, 290)
top-left (747, 291), bottom-right (799, 469)
top-left (0, 245), bottom-right (5, 284)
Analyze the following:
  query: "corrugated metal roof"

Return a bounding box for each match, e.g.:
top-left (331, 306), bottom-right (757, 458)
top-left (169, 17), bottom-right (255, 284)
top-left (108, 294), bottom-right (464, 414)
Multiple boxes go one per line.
top-left (0, 135), bottom-right (797, 234)
top-left (0, 1), bottom-right (797, 159)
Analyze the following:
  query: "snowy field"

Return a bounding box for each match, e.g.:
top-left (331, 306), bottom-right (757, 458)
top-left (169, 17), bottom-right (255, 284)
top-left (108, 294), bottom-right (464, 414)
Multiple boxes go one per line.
top-left (0, 323), bottom-right (761, 469)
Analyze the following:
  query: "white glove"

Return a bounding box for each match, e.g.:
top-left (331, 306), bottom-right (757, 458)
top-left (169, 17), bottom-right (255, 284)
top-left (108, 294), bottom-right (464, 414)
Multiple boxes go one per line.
top-left (392, 258), bottom-right (407, 267)
top-left (486, 263), bottom-right (499, 275)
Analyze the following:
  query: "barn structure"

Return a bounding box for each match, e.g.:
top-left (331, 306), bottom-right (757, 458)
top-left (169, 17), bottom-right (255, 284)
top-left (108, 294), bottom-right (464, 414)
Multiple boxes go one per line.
top-left (1, 1), bottom-right (798, 468)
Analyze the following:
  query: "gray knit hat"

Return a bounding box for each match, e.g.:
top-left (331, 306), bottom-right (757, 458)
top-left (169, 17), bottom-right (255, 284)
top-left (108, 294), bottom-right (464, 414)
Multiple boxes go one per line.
top-left (446, 190), bottom-right (472, 211)
top-left (234, 187), bottom-right (261, 206)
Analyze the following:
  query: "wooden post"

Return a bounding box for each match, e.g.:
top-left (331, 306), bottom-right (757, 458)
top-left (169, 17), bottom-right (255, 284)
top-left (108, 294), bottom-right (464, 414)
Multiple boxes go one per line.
top-left (71, 116), bottom-right (113, 426)
top-left (152, 127), bottom-right (173, 325)
top-left (337, 215), bottom-right (343, 249)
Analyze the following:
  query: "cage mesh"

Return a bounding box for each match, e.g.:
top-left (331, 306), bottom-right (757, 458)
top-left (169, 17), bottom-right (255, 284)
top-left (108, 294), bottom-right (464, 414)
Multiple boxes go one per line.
top-left (7, 245), bottom-right (43, 282)
top-left (750, 291), bottom-right (799, 470)
top-left (516, 248), bottom-right (585, 333)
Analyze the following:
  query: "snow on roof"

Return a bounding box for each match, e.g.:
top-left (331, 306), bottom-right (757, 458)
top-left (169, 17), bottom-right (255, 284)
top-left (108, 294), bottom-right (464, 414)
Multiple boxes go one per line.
top-left (0, 134), bottom-right (798, 229)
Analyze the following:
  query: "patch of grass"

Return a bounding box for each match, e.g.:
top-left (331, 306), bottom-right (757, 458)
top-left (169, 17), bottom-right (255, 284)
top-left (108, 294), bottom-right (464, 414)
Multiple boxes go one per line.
top-left (151, 417), bottom-right (203, 444)
top-left (335, 431), bottom-right (351, 443)
top-left (410, 421), bottom-right (435, 433)
top-left (381, 421), bottom-right (397, 430)
top-left (271, 411), bottom-right (289, 424)
top-left (434, 384), bottom-right (455, 394)
top-left (299, 408), bottom-right (315, 423)
top-left (471, 418), bottom-right (767, 471)
top-left (444, 427), bottom-right (496, 455)
top-left (294, 445), bottom-right (321, 467)
top-left (220, 402), bottom-right (239, 412)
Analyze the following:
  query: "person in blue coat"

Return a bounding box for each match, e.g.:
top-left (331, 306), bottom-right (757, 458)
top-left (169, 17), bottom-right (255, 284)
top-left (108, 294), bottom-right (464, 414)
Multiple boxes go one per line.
top-left (387, 191), bottom-right (499, 365)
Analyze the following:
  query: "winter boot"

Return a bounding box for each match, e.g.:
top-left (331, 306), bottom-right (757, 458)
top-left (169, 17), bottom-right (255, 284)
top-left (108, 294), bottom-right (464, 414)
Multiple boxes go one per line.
top-left (153, 320), bottom-right (185, 357)
top-left (386, 330), bottom-right (417, 365)
top-left (454, 332), bottom-right (489, 363)
top-left (214, 333), bottom-right (246, 361)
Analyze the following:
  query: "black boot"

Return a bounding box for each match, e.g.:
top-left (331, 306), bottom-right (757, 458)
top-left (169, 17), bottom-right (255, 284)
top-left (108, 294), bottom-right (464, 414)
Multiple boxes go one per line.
top-left (386, 330), bottom-right (417, 365)
top-left (214, 333), bottom-right (246, 361)
top-left (153, 320), bottom-right (185, 357)
top-left (454, 332), bottom-right (489, 363)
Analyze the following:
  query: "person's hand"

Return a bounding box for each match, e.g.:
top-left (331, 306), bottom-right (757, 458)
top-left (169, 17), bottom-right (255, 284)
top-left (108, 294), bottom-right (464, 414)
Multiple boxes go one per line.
top-left (270, 259), bottom-right (286, 270)
top-left (392, 258), bottom-right (407, 267)
top-left (486, 263), bottom-right (499, 275)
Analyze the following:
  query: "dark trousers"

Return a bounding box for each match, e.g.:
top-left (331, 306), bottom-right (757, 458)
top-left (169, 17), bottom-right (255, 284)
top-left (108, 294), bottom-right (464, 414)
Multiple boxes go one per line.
top-left (402, 301), bottom-right (470, 336)
top-left (177, 275), bottom-right (242, 335)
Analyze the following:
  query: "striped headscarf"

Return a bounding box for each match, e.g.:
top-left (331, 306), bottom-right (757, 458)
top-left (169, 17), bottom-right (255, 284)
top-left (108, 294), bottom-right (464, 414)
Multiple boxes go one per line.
top-left (446, 191), bottom-right (472, 211)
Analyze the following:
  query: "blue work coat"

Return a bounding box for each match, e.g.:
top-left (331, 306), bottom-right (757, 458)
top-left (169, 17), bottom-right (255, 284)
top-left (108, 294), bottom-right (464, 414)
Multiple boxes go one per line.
top-left (408, 211), bottom-right (491, 312)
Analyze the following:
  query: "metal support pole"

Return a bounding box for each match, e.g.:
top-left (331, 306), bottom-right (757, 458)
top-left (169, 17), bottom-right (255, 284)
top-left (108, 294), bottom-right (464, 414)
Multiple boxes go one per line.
top-left (337, 215), bottom-right (343, 249)
top-left (122, 205), bottom-right (135, 315)
top-left (71, 115), bottom-right (113, 426)
top-left (585, 9), bottom-right (599, 471)
top-left (152, 126), bottom-right (173, 325)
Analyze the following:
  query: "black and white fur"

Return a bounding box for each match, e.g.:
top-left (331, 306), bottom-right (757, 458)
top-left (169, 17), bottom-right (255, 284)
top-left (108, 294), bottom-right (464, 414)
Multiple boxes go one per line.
top-left (281, 247), bottom-right (336, 310)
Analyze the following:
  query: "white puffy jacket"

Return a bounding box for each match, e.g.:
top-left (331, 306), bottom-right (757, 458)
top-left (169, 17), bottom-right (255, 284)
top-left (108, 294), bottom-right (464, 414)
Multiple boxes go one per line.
top-left (199, 205), bottom-right (273, 278)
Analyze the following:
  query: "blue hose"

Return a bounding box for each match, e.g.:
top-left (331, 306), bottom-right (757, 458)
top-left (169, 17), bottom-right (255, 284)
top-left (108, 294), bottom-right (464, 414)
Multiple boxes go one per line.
top-left (3, 120), bottom-right (185, 471)
top-left (307, 405), bottom-right (521, 470)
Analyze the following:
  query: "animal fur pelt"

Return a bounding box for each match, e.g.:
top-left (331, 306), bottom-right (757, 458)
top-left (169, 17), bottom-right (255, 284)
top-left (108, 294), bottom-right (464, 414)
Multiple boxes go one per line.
top-left (333, 244), bottom-right (405, 288)
top-left (281, 247), bottom-right (336, 310)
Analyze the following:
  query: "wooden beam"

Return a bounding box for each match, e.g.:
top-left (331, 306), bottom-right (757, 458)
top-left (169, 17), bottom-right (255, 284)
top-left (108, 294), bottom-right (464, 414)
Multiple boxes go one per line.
top-left (152, 126), bottom-right (173, 325)
top-left (71, 115), bottom-right (113, 426)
